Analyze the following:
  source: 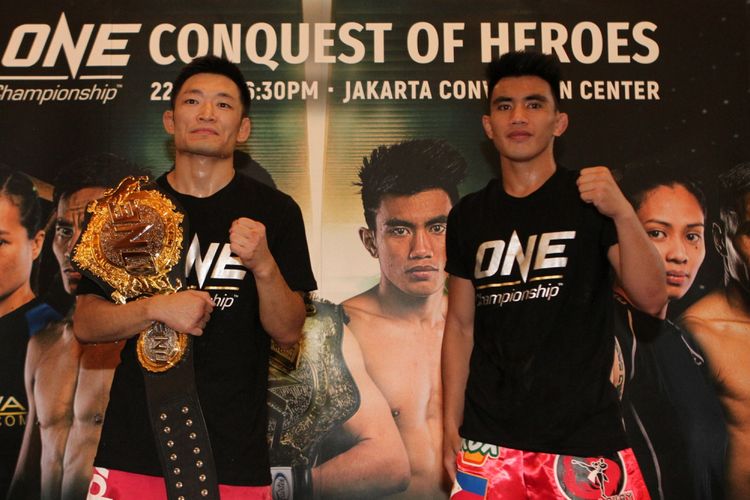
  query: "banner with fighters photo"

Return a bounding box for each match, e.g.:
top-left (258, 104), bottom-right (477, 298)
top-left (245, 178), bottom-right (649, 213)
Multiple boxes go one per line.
top-left (0, 0), bottom-right (747, 498)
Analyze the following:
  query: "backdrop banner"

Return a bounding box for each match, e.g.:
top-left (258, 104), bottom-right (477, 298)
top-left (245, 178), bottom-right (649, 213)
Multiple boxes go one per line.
top-left (1, 0), bottom-right (748, 498)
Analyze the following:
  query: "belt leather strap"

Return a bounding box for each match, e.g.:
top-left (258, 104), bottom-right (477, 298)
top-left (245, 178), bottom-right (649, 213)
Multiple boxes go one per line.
top-left (142, 338), bottom-right (220, 499)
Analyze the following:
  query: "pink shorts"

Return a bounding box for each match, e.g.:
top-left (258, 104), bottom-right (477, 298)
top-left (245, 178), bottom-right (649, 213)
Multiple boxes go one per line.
top-left (451, 439), bottom-right (650, 499)
top-left (87, 467), bottom-right (272, 500)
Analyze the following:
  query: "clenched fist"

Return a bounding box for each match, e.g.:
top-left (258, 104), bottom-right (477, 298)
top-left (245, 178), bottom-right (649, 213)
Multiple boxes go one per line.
top-left (577, 166), bottom-right (633, 221)
top-left (229, 217), bottom-right (275, 276)
top-left (150, 290), bottom-right (214, 336)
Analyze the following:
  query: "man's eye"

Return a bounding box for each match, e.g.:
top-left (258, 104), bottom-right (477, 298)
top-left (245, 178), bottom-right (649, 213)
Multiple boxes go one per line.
top-left (56, 226), bottom-right (73, 239)
top-left (430, 224), bottom-right (447, 234)
top-left (390, 227), bottom-right (408, 236)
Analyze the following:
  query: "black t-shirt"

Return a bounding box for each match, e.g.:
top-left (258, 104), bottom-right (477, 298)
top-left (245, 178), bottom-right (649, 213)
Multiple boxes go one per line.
top-left (446, 167), bottom-right (627, 455)
top-left (78, 173), bottom-right (317, 486)
top-left (0, 298), bottom-right (61, 496)
top-left (615, 296), bottom-right (727, 499)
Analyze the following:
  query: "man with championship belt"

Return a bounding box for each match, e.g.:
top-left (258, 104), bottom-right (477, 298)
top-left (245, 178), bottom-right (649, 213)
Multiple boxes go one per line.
top-left (73, 56), bottom-right (316, 499)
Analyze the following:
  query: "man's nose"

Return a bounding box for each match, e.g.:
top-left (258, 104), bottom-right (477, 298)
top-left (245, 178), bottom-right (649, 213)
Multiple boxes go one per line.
top-left (198, 102), bottom-right (216, 120)
top-left (409, 229), bottom-right (433, 259)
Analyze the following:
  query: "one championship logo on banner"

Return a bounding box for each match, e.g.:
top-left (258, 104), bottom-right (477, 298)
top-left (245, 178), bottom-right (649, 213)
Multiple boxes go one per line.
top-left (0, 12), bottom-right (662, 107)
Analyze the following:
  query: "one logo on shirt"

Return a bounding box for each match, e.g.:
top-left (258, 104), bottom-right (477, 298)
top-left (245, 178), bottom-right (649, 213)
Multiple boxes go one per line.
top-left (554, 453), bottom-right (632, 499)
top-left (212, 292), bottom-right (239, 310)
top-left (0, 395), bottom-right (27, 428)
top-left (474, 230), bottom-right (575, 282)
top-left (185, 234), bottom-right (247, 288)
top-left (476, 281), bottom-right (563, 308)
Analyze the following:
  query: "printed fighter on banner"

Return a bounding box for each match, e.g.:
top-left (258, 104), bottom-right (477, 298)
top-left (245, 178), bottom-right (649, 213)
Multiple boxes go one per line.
top-left (8, 155), bottom-right (144, 500)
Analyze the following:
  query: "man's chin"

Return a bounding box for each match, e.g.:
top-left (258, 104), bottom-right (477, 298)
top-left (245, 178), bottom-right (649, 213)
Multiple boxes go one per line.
top-left (402, 283), bottom-right (443, 298)
top-left (180, 145), bottom-right (231, 159)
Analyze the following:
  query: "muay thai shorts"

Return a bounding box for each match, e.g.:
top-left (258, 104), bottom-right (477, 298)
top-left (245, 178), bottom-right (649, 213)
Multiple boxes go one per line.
top-left (451, 439), bottom-right (650, 499)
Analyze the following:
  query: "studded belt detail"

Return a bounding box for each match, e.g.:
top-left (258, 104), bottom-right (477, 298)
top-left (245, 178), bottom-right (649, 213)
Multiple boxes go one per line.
top-left (142, 338), bottom-right (220, 499)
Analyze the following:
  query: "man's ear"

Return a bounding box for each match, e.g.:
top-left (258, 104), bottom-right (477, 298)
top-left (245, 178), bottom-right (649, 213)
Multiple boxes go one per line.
top-left (358, 227), bottom-right (378, 258)
top-left (163, 109), bottom-right (175, 135)
top-left (237, 116), bottom-right (251, 143)
top-left (481, 114), bottom-right (494, 140)
top-left (553, 111), bottom-right (569, 137)
top-left (713, 222), bottom-right (727, 256)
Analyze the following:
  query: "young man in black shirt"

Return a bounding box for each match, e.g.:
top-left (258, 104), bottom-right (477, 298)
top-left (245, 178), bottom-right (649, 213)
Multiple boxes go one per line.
top-left (442, 51), bottom-right (666, 498)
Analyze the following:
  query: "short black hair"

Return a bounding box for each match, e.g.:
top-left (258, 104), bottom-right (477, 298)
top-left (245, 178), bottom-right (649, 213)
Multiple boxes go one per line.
top-left (486, 51), bottom-right (562, 108)
top-left (355, 139), bottom-right (467, 230)
top-left (619, 164), bottom-right (707, 217)
top-left (53, 153), bottom-right (148, 207)
top-left (0, 165), bottom-right (42, 237)
top-left (171, 55), bottom-right (251, 115)
top-left (717, 162), bottom-right (750, 235)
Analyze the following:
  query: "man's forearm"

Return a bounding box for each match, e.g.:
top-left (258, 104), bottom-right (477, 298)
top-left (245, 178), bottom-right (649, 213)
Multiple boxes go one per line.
top-left (442, 321), bottom-right (472, 436)
top-left (442, 277), bottom-right (475, 433)
top-left (312, 434), bottom-right (410, 498)
top-left (441, 312), bottom-right (473, 484)
top-left (73, 294), bottom-right (153, 343)
top-left (74, 290), bottom-right (215, 343)
top-left (442, 275), bottom-right (476, 462)
top-left (613, 212), bottom-right (667, 316)
top-left (254, 262), bottom-right (306, 347)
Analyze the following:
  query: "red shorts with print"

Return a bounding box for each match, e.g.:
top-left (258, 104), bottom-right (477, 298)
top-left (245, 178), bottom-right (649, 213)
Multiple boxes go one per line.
top-left (87, 467), bottom-right (272, 500)
top-left (450, 439), bottom-right (650, 500)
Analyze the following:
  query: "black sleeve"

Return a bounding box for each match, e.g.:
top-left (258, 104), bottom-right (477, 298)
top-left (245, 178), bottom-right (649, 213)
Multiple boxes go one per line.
top-left (445, 201), bottom-right (473, 280)
top-left (74, 274), bottom-right (109, 299)
top-left (269, 195), bottom-right (318, 293)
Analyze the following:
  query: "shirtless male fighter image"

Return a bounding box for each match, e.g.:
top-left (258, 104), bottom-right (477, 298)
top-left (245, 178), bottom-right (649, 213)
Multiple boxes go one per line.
top-left (681, 162), bottom-right (750, 500)
top-left (8, 154), bottom-right (141, 500)
top-left (344, 138), bottom-right (467, 499)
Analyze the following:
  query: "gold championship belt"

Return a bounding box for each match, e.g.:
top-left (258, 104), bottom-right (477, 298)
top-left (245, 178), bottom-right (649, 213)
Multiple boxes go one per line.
top-left (267, 300), bottom-right (360, 467)
top-left (267, 300), bottom-right (360, 499)
top-left (73, 176), bottom-right (188, 372)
